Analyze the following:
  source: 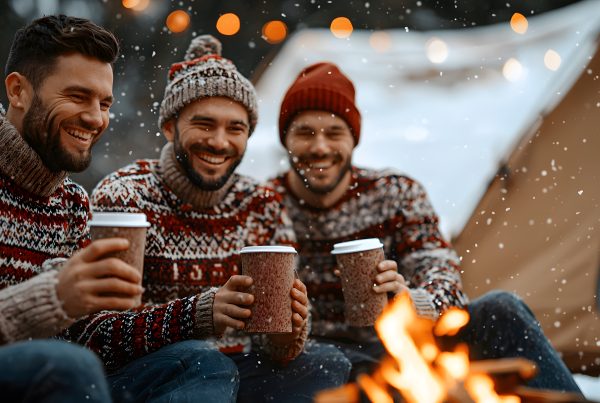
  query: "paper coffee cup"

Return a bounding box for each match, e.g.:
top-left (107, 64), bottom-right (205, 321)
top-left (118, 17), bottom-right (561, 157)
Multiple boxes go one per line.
top-left (331, 238), bottom-right (387, 327)
top-left (89, 212), bottom-right (150, 305)
top-left (240, 245), bottom-right (297, 333)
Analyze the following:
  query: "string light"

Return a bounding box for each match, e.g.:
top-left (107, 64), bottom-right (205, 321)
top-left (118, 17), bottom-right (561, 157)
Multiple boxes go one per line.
top-left (166, 10), bottom-right (190, 33)
top-left (330, 17), bottom-right (353, 39)
top-left (216, 13), bottom-right (241, 36)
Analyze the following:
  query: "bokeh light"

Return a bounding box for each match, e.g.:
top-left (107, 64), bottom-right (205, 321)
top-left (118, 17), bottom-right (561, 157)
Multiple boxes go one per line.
top-left (510, 13), bottom-right (528, 34)
top-left (544, 49), bottom-right (561, 71)
top-left (262, 20), bottom-right (287, 44)
top-left (122, 0), bottom-right (140, 9)
top-left (166, 10), bottom-right (190, 33)
top-left (132, 0), bottom-right (150, 11)
top-left (330, 17), bottom-right (353, 39)
top-left (369, 31), bottom-right (392, 53)
top-left (216, 13), bottom-right (241, 36)
top-left (426, 37), bottom-right (448, 64)
top-left (502, 58), bottom-right (523, 82)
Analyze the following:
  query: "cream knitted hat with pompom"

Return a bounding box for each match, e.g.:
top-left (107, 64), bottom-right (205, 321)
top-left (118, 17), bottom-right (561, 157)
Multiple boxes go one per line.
top-left (158, 35), bottom-right (258, 133)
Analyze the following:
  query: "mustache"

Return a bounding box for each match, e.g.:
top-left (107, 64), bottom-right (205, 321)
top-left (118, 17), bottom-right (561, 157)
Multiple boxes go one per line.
top-left (188, 143), bottom-right (236, 157)
top-left (295, 151), bottom-right (343, 165)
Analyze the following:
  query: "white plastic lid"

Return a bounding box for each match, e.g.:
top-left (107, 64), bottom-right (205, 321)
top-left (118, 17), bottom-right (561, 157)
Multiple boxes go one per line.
top-left (331, 238), bottom-right (383, 254)
top-left (240, 245), bottom-right (297, 254)
top-left (89, 212), bottom-right (150, 228)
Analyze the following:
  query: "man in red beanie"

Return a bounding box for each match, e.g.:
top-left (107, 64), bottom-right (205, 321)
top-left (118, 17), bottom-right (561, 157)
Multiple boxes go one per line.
top-left (267, 61), bottom-right (582, 394)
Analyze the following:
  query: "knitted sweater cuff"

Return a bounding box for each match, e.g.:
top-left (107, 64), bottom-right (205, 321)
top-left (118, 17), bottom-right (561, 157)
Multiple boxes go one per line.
top-left (408, 289), bottom-right (438, 320)
top-left (0, 271), bottom-right (74, 344)
top-left (262, 319), bottom-right (309, 364)
top-left (194, 287), bottom-right (218, 338)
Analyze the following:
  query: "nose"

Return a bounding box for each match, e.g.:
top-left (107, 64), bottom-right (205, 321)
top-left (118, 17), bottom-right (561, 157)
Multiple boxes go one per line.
top-left (309, 133), bottom-right (330, 155)
top-left (206, 126), bottom-right (229, 150)
top-left (81, 102), bottom-right (104, 130)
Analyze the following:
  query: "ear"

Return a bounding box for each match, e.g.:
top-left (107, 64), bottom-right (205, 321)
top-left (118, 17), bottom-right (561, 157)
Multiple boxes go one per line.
top-left (162, 119), bottom-right (176, 142)
top-left (4, 72), bottom-right (32, 111)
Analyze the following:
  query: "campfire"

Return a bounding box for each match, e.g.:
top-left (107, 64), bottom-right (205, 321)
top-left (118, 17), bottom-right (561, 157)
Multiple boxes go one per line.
top-left (315, 292), bottom-right (590, 403)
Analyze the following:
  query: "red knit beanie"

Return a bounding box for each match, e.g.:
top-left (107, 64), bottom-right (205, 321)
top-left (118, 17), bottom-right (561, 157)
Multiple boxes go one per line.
top-left (279, 62), bottom-right (361, 145)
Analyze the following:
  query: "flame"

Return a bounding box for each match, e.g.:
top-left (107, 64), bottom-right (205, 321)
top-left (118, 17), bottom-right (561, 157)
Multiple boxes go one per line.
top-left (357, 292), bottom-right (522, 403)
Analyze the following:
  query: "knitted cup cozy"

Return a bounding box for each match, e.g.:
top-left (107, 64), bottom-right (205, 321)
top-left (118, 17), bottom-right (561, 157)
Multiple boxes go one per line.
top-left (158, 35), bottom-right (258, 134)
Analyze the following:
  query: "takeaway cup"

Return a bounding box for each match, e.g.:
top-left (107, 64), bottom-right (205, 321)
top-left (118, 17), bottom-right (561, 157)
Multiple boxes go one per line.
top-left (331, 238), bottom-right (387, 327)
top-left (240, 245), bottom-right (297, 333)
top-left (89, 212), bottom-right (150, 305)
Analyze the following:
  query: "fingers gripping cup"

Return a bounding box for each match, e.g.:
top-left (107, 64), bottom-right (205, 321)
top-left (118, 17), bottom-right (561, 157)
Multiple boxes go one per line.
top-left (331, 238), bottom-right (387, 327)
top-left (89, 212), bottom-right (150, 305)
top-left (240, 246), bottom-right (297, 333)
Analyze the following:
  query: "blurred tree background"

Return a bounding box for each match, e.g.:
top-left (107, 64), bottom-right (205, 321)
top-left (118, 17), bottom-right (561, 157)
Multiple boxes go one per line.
top-left (0, 0), bottom-right (580, 191)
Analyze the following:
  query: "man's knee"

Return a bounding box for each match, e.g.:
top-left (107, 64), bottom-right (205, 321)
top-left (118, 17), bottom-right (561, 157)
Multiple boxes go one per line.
top-left (18, 340), bottom-right (104, 380)
top-left (159, 340), bottom-right (238, 378)
top-left (469, 290), bottom-right (535, 324)
top-left (303, 341), bottom-right (352, 381)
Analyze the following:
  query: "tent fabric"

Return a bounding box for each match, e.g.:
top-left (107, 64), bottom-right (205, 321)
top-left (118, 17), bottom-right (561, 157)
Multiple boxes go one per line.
top-left (454, 48), bottom-right (600, 374)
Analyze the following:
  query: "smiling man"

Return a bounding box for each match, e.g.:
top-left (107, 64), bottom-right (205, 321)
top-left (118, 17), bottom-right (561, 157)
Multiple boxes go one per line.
top-left (0, 15), bottom-right (146, 402)
top-left (268, 62), bottom-right (582, 394)
top-left (68, 36), bottom-right (350, 402)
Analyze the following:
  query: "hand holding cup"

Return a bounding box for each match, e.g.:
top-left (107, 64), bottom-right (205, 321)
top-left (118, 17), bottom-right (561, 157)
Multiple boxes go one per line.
top-left (56, 238), bottom-right (144, 318)
top-left (213, 275), bottom-right (254, 335)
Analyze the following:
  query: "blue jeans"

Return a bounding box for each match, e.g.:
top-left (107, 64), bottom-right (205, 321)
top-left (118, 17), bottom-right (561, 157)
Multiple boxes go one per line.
top-left (0, 340), bottom-right (111, 403)
top-left (107, 340), bottom-right (238, 403)
top-left (459, 290), bottom-right (581, 393)
top-left (316, 291), bottom-right (582, 394)
top-left (230, 340), bottom-right (351, 402)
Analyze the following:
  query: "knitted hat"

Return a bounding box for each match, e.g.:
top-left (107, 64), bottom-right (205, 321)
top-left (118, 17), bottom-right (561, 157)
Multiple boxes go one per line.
top-left (279, 62), bottom-right (361, 145)
top-left (158, 35), bottom-right (258, 133)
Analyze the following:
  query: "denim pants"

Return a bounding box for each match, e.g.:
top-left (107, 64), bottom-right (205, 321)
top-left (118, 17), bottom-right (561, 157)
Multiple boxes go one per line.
top-left (0, 339), bottom-right (111, 403)
top-left (107, 340), bottom-right (238, 403)
top-left (316, 290), bottom-right (582, 394)
top-left (230, 340), bottom-right (351, 402)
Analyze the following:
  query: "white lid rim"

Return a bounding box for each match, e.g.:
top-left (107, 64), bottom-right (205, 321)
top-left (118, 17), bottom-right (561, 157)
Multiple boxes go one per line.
top-left (89, 212), bottom-right (150, 228)
top-left (240, 246), bottom-right (297, 254)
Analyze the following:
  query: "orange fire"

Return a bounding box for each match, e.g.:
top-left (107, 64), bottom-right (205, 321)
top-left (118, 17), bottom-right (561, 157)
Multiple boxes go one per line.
top-left (355, 292), bottom-right (521, 403)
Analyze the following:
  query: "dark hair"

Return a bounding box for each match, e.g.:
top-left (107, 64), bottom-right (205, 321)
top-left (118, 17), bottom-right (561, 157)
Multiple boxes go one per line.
top-left (4, 15), bottom-right (119, 89)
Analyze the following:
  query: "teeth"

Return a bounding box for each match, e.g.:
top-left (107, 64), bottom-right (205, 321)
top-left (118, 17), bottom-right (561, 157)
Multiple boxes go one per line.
top-left (65, 128), bottom-right (94, 141)
top-left (198, 153), bottom-right (227, 164)
top-left (311, 161), bottom-right (333, 169)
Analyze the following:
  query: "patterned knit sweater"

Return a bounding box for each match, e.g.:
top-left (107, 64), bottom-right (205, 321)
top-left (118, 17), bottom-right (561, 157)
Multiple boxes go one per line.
top-left (0, 113), bottom-right (81, 343)
top-left (267, 167), bottom-right (469, 341)
top-left (61, 143), bottom-right (305, 371)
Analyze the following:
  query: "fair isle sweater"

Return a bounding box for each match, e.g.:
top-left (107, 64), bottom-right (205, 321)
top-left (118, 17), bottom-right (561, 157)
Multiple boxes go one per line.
top-left (62, 143), bottom-right (306, 372)
top-left (0, 113), bottom-right (80, 343)
top-left (267, 167), bottom-right (469, 341)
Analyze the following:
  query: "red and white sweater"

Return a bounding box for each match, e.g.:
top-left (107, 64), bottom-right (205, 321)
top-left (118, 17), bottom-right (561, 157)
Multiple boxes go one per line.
top-left (267, 167), bottom-right (469, 341)
top-left (61, 143), bottom-right (304, 371)
top-left (0, 113), bottom-right (82, 343)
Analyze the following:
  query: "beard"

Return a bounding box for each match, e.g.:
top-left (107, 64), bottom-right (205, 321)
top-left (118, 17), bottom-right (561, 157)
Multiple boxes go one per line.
top-left (21, 94), bottom-right (93, 172)
top-left (173, 124), bottom-right (243, 191)
top-left (289, 152), bottom-right (352, 195)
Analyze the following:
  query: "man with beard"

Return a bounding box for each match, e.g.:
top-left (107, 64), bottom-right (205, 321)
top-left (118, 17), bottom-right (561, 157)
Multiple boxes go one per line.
top-left (0, 15), bottom-right (145, 402)
top-left (69, 36), bottom-right (351, 402)
top-left (267, 62), bottom-right (582, 393)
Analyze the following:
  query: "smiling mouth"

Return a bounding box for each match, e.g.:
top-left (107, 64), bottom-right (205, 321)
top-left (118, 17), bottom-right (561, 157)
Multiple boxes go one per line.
top-left (307, 160), bottom-right (335, 170)
top-left (196, 152), bottom-right (229, 165)
top-left (64, 127), bottom-right (96, 142)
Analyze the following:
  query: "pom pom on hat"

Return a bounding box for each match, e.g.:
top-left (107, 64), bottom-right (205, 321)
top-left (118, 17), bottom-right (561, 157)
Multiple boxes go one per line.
top-left (184, 34), bottom-right (222, 61)
top-left (159, 34), bottom-right (258, 133)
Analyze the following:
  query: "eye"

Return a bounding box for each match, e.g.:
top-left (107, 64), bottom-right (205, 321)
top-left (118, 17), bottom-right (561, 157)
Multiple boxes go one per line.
top-left (70, 94), bottom-right (85, 102)
top-left (100, 102), bottom-right (112, 111)
top-left (229, 125), bottom-right (247, 134)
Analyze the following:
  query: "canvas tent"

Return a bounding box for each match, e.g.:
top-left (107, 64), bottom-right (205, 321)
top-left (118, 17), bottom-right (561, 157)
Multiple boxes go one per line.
top-left (240, 0), bottom-right (600, 375)
top-left (453, 45), bottom-right (600, 375)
